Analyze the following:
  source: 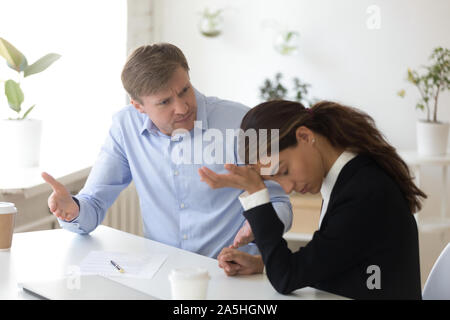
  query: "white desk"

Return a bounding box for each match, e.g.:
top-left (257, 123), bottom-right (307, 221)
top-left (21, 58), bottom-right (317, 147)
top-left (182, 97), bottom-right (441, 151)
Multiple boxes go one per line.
top-left (0, 225), bottom-right (344, 300)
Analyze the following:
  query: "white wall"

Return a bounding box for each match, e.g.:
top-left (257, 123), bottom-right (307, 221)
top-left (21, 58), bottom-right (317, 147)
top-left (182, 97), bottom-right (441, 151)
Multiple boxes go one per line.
top-left (154, 0), bottom-right (450, 148)
top-left (152, 0), bottom-right (450, 221)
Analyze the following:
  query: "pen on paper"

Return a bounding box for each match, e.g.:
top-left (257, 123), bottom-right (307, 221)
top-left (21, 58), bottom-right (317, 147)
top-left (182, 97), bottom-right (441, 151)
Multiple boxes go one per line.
top-left (110, 260), bottom-right (125, 273)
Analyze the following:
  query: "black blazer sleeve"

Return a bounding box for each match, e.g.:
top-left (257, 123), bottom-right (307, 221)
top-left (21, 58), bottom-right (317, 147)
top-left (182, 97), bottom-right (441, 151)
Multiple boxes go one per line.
top-left (244, 193), bottom-right (378, 296)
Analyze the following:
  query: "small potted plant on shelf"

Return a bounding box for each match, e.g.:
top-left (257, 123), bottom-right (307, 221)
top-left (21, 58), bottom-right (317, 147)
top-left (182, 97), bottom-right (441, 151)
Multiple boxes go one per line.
top-left (0, 37), bottom-right (60, 167)
top-left (398, 46), bottom-right (450, 156)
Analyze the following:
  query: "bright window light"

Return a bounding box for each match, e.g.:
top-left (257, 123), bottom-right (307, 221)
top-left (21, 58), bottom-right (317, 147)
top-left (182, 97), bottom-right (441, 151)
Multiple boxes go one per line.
top-left (0, 0), bottom-right (127, 165)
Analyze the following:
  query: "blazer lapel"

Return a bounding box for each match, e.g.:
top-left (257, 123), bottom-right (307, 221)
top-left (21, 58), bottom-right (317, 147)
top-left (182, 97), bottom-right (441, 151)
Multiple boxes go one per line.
top-left (319, 155), bottom-right (374, 230)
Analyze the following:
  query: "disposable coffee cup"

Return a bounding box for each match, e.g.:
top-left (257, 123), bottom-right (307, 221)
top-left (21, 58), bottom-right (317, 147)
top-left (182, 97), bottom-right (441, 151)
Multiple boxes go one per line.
top-left (0, 202), bottom-right (17, 251)
top-left (168, 267), bottom-right (210, 299)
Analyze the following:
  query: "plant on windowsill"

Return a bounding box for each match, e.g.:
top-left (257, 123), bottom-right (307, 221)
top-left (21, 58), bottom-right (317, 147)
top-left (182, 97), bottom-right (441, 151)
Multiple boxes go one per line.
top-left (0, 37), bottom-right (61, 167)
top-left (398, 47), bottom-right (450, 156)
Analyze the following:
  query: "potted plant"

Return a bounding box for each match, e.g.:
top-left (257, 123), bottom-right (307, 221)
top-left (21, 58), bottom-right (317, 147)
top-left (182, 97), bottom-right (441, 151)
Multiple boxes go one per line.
top-left (259, 72), bottom-right (317, 107)
top-left (273, 30), bottom-right (300, 56)
top-left (198, 8), bottom-right (224, 38)
top-left (398, 46), bottom-right (450, 156)
top-left (0, 37), bottom-right (60, 167)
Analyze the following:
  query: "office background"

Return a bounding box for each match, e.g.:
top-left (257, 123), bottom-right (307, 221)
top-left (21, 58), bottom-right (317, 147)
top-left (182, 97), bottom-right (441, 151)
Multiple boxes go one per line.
top-left (1, 0), bottom-right (449, 288)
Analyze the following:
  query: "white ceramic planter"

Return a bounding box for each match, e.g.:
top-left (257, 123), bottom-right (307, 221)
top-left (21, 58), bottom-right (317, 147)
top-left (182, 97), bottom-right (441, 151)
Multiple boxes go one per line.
top-left (0, 119), bottom-right (43, 167)
top-left (416, 120), bottom-right (449, 156)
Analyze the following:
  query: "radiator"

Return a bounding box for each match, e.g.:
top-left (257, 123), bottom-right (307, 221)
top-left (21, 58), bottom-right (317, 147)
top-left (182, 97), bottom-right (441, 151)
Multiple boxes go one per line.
top-left (102, 182), bottom-right (144, 236)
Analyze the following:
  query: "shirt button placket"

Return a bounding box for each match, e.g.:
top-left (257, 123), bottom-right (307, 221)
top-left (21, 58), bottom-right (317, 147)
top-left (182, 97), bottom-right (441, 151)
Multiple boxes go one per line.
top-left (180, 202), bottom-right (188, 248)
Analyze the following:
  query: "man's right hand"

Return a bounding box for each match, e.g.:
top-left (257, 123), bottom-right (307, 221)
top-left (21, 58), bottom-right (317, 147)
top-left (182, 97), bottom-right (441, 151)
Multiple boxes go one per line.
top-left (41, 172), bottom-right (80, 222)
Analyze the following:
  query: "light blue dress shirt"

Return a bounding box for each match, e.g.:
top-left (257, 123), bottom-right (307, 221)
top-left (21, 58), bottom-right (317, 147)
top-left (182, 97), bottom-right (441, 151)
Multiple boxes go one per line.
top-left (59, 89), bottom-right (292, 258)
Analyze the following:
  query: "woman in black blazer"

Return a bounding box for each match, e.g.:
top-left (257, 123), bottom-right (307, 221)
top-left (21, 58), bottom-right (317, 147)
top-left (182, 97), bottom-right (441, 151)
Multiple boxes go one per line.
top-left (199, 100), bottom-right (426, 300)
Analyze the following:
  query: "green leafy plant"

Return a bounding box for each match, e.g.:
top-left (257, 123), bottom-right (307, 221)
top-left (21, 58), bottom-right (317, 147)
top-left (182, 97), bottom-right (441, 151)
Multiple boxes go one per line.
top-left (259, 72), bottom-right (316, 107)
top-left (274, 31), bottom-right (300, 55)
top-left (398, 46), bottom-right (450, 123)
top-left (0, 37), bottom-right (61, 120)
top-left (199, 8), bottom-right (223, 38)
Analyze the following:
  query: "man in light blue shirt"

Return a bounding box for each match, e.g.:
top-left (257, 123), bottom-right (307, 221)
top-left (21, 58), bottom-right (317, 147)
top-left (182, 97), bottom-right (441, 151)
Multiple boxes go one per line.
top-left (42, 43), bottom-right (292, 258)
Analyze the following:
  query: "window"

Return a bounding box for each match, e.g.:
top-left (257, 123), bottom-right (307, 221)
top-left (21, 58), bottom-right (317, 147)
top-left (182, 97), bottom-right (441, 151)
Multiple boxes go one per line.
top-left (0, 0), bottom-right (127, 163)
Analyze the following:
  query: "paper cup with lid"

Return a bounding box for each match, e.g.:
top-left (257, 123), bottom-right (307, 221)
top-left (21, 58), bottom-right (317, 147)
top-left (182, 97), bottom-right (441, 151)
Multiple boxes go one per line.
top-left (0, 202), bottom-right (17, 251)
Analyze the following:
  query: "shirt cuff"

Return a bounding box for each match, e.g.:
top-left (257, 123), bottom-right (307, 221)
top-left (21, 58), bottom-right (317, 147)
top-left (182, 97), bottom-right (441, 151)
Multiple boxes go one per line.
top-left (56, 196), bottom-right (86, 233)
top-left (239, 188), bottom-right (270, 211)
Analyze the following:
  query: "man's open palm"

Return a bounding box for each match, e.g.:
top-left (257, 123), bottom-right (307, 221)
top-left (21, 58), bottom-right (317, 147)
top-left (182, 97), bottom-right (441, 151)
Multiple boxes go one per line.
top-left (41, 172), bottom-right (79, 221)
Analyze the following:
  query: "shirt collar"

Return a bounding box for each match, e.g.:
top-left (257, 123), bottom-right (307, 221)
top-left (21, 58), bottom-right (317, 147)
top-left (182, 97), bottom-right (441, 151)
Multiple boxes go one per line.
top-left (140, 87), bottom-right (209, 136)
top-left (140, 114), bottom-right (158, 136)
top-left (194, 88), bottom-right (209, 131)
top-left (320, 150), bottom-right (357, 200)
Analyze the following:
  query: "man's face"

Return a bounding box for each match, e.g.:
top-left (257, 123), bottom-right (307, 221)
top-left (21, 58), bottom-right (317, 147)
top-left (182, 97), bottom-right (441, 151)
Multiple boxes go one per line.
top-left (131, 66), bottom-right (197, 135)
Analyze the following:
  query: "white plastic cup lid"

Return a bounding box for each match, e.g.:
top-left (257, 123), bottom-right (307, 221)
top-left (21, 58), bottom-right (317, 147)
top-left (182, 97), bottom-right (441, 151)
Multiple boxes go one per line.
top-left (0, 202), bottom-right (17, 214)
top-left (169, 267), bottom-right (210, 281)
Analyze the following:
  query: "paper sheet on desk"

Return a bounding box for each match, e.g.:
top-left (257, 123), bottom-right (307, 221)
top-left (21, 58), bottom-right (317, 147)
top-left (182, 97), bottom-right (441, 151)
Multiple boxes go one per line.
top-left (79, 251), bottom-right (167, 279)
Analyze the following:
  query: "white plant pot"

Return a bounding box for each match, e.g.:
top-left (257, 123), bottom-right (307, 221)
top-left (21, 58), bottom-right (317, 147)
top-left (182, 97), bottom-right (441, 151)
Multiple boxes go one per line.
top-left (416, 120), bottom-right (449, 156)
top-left (0, 119), bottom-right (43, 167)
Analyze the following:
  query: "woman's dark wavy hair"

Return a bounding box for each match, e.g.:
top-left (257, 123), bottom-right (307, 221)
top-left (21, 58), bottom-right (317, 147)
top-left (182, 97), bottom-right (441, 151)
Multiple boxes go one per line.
top-left (240, 100), bottom-right (427, 213)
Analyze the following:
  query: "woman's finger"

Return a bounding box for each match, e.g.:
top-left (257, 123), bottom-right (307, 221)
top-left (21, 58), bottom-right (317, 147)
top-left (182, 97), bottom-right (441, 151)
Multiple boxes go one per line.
top-left (198, 167), bottom-right (227, 189)
top-left (199, 167), bottom-right (246, 189)
top-left (224, 163), bottom-right (239, 173)
top-left (222, 261), bottom-right (240, 276)
top-left (218, 250), bottom-right (233, 263)
top-left (199, 166), bottom-right (220, 181)
top-left (199, 167), bottom-right (232, 187)
top-left (198, 168), bottom-right (217, 188)
top-left (202, 164), bottom-right (244, 182)
top-left (221, 251), bottom-right (238, 263)
top-left (224, 164), bottom-right (252, 177)
top-left (219, 259), bottom-right (232, 271)
top-left (225, 165), bottom-right (266, 191)
top-left (227, 262), bottom-right (241, 273)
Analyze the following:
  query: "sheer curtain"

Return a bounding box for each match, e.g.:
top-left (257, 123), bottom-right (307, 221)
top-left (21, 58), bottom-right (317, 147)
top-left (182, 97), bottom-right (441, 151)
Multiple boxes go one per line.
top-left (0, 0), bottom-right (127, 165)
